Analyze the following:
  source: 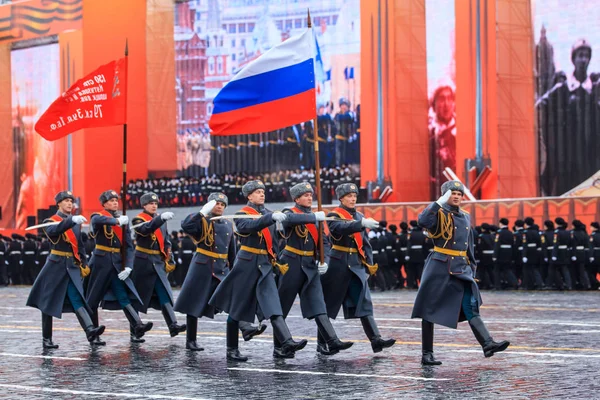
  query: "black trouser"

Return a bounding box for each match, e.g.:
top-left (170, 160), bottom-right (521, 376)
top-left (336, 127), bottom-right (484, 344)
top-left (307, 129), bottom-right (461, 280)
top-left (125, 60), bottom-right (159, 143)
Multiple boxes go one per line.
top-left (493, 261), bottom-right (518, 289)
top-left (8, 258), bottom-right (20, 285)
top-left (0, 259), bottom-right (7, 285)
top-left (588, 261), bottom-right (599, 290)
top-left (521, 263), bottom-right (544, 290)
top-left (571, 262), bottom-right (591, 290)
top-left (548, 262), bottom-right (572, 290)
top-left (406, 262), bottom-right (422, 289)
top-left (476, 262), bottom-right (494, 289)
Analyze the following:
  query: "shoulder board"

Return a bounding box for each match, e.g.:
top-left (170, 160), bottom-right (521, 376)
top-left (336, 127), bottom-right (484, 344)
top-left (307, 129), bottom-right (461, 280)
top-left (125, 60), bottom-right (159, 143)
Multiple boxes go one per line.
top-left (460, 208), bottom-right (470, 215)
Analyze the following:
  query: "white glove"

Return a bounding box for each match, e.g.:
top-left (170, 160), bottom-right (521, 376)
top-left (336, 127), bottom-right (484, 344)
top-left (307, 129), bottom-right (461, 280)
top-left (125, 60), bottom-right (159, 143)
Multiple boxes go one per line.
top-left (551, 256), bottom-right (557, 261)
top-left (200, 200), bottom-right (217, 216)
top-left (161, 212), bottom-right (174, 221)
top-left (19, 260), bottom-right (23, 265)
top-left (590, 257), bottom-right (595, 263)
top-left (493, 257), bottom-right (497, 262)
top-left (522, 257), bottom-right (528, 263)
top-left (272, 212), bottom-right (287, 223)
top-left (405, 256), bottom-right (410, 261)
top-left (317, 262), bottom-right (328, 275)
top-left (394, 258), bottom-right (399, 263)
top-left (177, 258), bottom-right (183, 264)
top-left (361, 218), bottom-right (379, 229)
top-left (571, 256), bottom-right (577, 261)
top-left (72, 215), bottom-right (87, 225)
top-left (314, 211), bottom-right (326, 222)
top-left (436, 189), bottom-right (452, 206)
top-left (35, 261), bottom-right (39, 265)
top-left (118, 267), bottom-right (132, 281)
top-left (544, 257), bottom-right (548, 263)
top-left (117, 216), bottom-right (129, 226)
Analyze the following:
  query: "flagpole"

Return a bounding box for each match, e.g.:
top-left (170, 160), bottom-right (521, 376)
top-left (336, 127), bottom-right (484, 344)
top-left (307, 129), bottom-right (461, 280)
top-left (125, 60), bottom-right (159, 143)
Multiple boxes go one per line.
top-left (121, 39), bottom-right (129, 253)
top-left (308, 10), bottom-right (325, 265)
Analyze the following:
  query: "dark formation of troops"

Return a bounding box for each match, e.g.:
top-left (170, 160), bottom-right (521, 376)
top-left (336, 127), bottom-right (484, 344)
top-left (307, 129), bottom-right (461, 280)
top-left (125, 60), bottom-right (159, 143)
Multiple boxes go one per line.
top-left (365, 216), bottom-right (600, 293)
top-left (17, 177), bottom-right (598, 365)
top-left (125, 166), bottom-right (361, 208)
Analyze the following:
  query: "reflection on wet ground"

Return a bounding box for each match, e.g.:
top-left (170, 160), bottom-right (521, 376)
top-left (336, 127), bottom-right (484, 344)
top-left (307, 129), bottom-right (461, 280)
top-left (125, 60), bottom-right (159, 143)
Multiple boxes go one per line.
top-left (0, 288), bottom-right (599, 399)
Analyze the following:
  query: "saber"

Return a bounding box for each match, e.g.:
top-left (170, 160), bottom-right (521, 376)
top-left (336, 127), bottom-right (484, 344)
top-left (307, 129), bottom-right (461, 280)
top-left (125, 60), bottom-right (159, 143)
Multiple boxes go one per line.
top-left (131, 220), bottom-right (150, 230)
top-left (210, 215), bottom-right (262, 221)
top-left (210, 215), bottom-right (345, 222)
top-left (25, 221), bottom-right (60, 231)
top-left (25, 222), bottom-right (91, 231)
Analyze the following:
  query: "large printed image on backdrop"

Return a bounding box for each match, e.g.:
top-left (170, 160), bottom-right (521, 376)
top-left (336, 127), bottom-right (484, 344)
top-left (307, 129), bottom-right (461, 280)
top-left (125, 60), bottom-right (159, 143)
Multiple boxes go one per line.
top-left (534, 0), bottom-right (600, 196)
top-left (173, 0), bottom-right (361, 180)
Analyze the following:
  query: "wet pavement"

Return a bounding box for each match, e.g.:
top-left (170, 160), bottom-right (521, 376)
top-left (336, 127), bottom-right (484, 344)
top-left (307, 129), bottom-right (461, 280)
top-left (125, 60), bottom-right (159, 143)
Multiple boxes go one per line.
top-left (0, 287), bottom-right (599, 399)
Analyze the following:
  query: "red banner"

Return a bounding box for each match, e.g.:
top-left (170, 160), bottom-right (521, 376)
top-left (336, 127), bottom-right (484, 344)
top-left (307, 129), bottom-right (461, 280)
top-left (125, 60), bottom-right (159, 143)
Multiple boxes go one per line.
top-left (34, 57), bottom-right (127, 141)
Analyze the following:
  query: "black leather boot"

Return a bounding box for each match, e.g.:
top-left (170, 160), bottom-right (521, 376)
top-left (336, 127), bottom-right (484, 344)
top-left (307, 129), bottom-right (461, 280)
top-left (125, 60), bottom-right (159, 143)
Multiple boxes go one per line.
top-left (271, 315), bottom-right (307, 358)
top-left (316, 329), bottom-right (329, 355)
top-left (42, 313), bottom-right (58, 349)
top-left (421, 320), bottom-right (441, 365)
top-left (129, 326), bottom-right (145, 343)
top-left (123, 304), bottom-right (153, 340)
top-left (469, 316), bottom-right (510, 357)
top-left (186, 315), bottom-right (203, 351)
top-left (90, 311), bottom-right (106, 346)
top-left (226, 319), bottom-right (248, 362)
top-left (75, 308), bottom-right (105, 343)
top-left (239, 320), bottom-right (267, 341)
top-left (360, 315), bottom-right (395, 353)
top-left (315, 314), bottom-right (353, 355)
top-left (162, 303), bottom-right (186, 337)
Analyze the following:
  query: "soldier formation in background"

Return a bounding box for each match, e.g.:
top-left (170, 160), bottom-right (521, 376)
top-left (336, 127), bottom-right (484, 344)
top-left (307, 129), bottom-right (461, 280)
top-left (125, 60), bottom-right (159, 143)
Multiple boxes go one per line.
top-left (125, 166), bottom-right (361, 208)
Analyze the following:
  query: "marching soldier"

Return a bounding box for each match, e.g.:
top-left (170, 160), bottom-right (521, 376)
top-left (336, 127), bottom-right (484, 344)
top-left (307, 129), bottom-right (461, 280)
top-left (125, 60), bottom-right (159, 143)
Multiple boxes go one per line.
top-left (388, 224), bottom-right (404, 289)
top-left (476, 223), bottom-right (495, 290)
top-left (513, 220), bottom-right (525, 284)
top-left (541, 220), bottom-right (555, 286)
top-left (175, 192), bottom-right (266, 353)
top-left (379, 221), bottom-right (398, 290)
top-left (176, 231), bottom-right (195, 287)
top-left (36, 235), bottom-right (50, 280)
top-left (26, 191), bottom-right (104, 348)
top-left (589, 222), bottom-right (600, 290)
top-left (405, 220), bottom-right (426, 289)
top-left (22, 233), bottom-right (38, 285)
top-left (130, 192), bottom-right (186, 339)
top-left (8, 234), bottom-right (23, 285)
top-left (397, 222), bottom-right (410, 288)
top-left (551, 217), bottom-right (573, 290)
top-left (521, 218), bottom-right (545, 290)
top-left (368, 227), bottom-right (387, 291)
top-left (493, 218), bottom-right (518, 290)
top-left (0, 235), bottom-right (7, 286)
top-left (570, 220), bottom-right (591, 290)
top-left (209, 181), bottom-right (308, 361)
top-left (322, 183), bottom-right (396, 353)
top-left (412, 181), bottom-right (509, 365)
top-left (87, 190), bottom-right (153, 345)
top-left (277, 182), bottom-right (353, 356)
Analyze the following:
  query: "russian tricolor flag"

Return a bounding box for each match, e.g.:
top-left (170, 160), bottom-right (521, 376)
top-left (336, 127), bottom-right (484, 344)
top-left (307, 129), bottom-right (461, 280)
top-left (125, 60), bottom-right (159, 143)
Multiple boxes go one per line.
top-left (209, 29), bottom-right (316, 136)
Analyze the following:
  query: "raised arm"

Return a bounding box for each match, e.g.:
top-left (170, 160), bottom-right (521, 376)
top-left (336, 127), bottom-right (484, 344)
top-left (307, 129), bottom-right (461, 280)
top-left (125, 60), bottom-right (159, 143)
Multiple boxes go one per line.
top-left (44, 216), bottom-right (76, 237)
top-left (132, 215), bottom-right (165, 236)
top-left (235, 212), bottom-right (275, 234)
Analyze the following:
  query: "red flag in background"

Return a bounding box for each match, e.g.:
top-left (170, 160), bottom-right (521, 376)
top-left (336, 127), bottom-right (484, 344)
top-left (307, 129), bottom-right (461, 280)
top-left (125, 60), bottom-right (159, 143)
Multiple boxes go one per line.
top-left (35, 57), bottom-right (127, 141)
